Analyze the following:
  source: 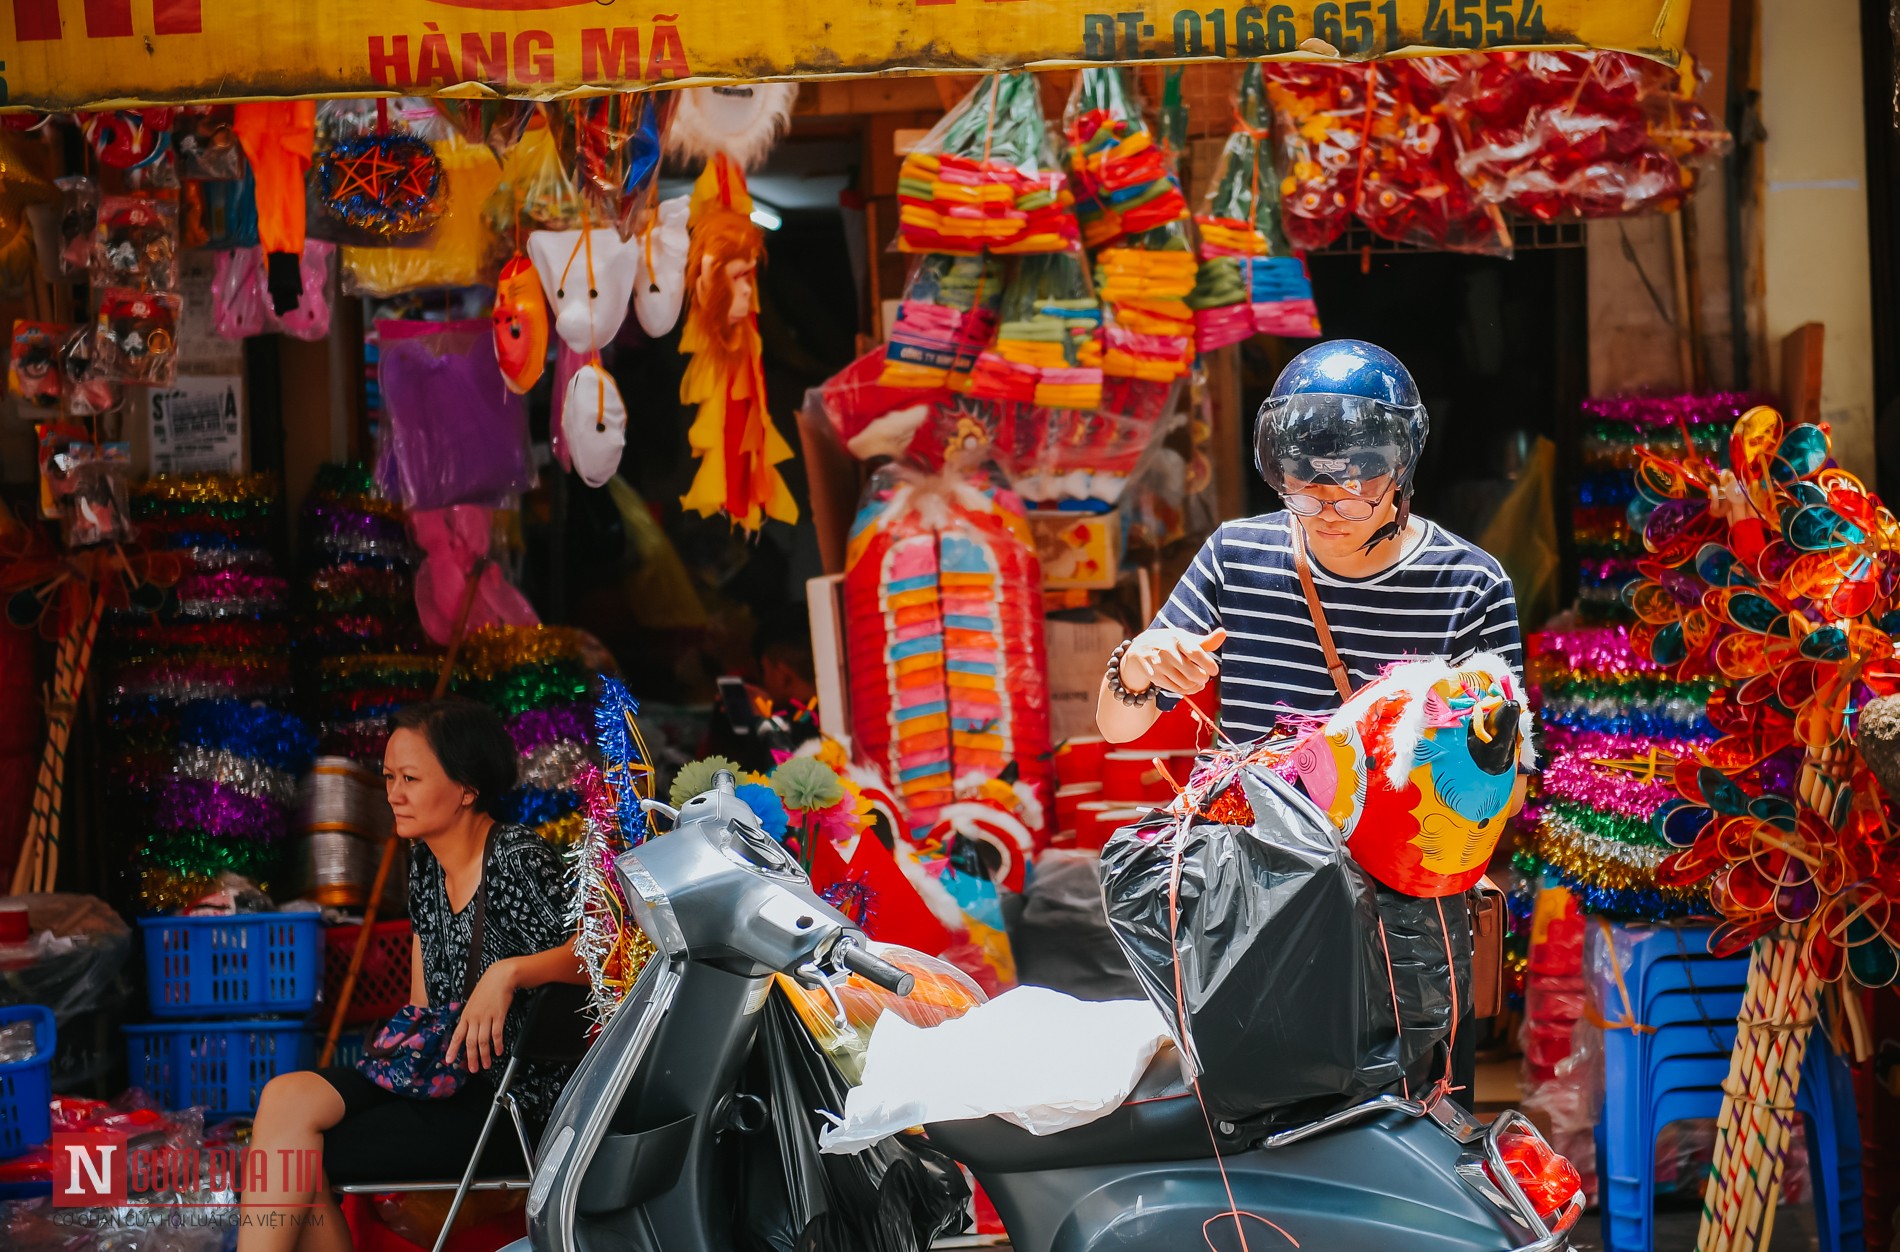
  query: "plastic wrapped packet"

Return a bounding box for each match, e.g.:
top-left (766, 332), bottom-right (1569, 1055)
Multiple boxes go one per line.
top-left (1262, 62), bottom-right (1364, 252)
top-left (60, 326), bottom-right (123, 417)
top-left (775, 943), bottom-right (986, 1084)
top-left (967, 253), bottom-right (1103, 412)
top-left (94, 289), bottom-right (182, 386)
top-left (173, 106), bottom-right (244, 181)
top-left (42, 441), bottom-right (133, 547)
top-left (212, 241), bottom-right (334, 341)
top-left (52, 177), bottom-right (96, 279)
top-left (897, 72), bottom-right (1078, 256)
top-left (880, 253), bottom-right (1003, 392)
top-left (485, 114), bottom-right (591, 236)
top-left (90, 194), bottom-right (179, 291)
top-left (842, 456), bottom-right (1051, 830)
top-left (10, 320), bottom-right (69, 412)
top-left (1190, 64), bottom-right (1320, 350)
top-left (1004, 380), bottom-right (1176, 508)
top-left (0, 1018), bottom-right (35, 1063)
top-left (1447, 51), bottom-right (1729, 220)
top-left (574, 92), bottom-right (665, 240)
top-left (1356, 58), bottom-right (1511, 256)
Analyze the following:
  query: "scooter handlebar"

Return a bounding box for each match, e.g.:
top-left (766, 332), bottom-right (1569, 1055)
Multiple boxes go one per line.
top-left (834, 939), bottom-right (915, 996)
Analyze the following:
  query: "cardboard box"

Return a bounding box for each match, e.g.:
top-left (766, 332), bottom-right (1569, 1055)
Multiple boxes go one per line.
top-left (1030, 511), bottom-right (1120, 590)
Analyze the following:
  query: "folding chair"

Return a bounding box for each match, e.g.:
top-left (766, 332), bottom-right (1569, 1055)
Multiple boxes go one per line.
top-left (337, 983), bottom-right (594, 1252)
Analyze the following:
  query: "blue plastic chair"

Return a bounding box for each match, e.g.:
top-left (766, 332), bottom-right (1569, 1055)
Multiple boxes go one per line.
top-left (1599, 1023), bottom-right (1862, 1252)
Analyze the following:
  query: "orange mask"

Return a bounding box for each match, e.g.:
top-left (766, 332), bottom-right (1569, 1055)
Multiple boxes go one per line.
top-left (492, 252), bottom-right (548, 396)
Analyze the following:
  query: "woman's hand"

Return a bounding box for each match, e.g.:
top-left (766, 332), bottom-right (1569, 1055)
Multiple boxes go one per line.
top-left (1120, 627), bottom-right (1226, 697)
top-left (447, 958), bottom-right (519, 1074)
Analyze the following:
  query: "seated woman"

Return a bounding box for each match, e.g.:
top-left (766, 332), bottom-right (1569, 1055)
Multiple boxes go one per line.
top-left (239, 698), bottom-right (587, 1252)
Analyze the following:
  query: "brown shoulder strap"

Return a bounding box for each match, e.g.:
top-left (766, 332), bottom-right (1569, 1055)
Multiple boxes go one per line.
top-left (1292, 523), bottom-right (1355, 701)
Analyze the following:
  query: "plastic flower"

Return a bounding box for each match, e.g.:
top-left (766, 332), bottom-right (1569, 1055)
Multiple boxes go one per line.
top-left (771, 756), bottom-right (845, 813)
top-left (734, 782), bottom-right (789, 840)
top-left (669, 755), bottom-right (744, 808)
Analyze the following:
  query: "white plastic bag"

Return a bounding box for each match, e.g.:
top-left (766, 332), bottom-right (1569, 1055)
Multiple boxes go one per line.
top-left (819, 986), bottom-right (1173, 1153)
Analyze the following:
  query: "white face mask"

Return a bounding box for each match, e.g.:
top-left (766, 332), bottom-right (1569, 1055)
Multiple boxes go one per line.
top-left (563, 362), bottom-right (627, 488)
top-left (632, 195), bottom-right (690, 339)
top-left (527, 228), bottom-right (640, 355)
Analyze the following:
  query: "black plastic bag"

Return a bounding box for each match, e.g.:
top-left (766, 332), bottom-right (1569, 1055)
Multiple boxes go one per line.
top-left (1373, 881), bottom-right (1472, 1092)
top-left (1014, 849), bottom-right (1142, 1002)
top-left (741, 992), bottom-right (970, 1252)
top-left (1101, 764), bottom-right (1408, 1121)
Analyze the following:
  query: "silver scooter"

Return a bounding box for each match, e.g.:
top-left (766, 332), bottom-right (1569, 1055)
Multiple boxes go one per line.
top-left (507, 773), bottom-right (1581, 1252)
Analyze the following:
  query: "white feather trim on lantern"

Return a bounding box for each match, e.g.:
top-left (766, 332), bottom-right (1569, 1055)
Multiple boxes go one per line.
top-left (665, 84), bottom-right (798, 171)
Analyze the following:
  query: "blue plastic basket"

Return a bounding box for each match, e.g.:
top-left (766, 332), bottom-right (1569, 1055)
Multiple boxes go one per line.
top-left (123, 1020), bottom-right (314, 1120)
top-left (139, 912), bottom-right (322, 1017)
top-left (0, 1005), bottom-right (55, 1160)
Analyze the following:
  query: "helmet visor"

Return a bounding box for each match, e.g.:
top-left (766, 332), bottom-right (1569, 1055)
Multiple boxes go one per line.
top-left (1254, 393), bottom-right (1427, 495)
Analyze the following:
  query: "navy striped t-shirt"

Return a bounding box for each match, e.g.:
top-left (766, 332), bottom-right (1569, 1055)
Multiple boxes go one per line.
top-left (1151, 512), bottom-right (1524, 740)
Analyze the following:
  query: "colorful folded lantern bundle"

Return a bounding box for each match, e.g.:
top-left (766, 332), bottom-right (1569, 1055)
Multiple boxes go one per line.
top-left (880, 253), bottom-right (1004, 391)
top-left (967, 253), bottom-right (1103, 411)
top-left (1192, 64), bottom-right (1320, 350)
top-left (896, 73), bottom-right (1078, 256)
top-left (1063, 71), bottom-right (1199, 386)
top-left (1447, 51), bottom-right (1729, 221)
top-left (842, 455), bottom-right (1051, 840)
top-left (1064, 68), bottom-right (1190, 250)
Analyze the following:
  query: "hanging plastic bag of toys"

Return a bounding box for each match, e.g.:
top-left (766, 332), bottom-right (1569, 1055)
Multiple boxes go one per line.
top-left (1191, 63), bottom-right (1320, 350)
top-left (93, 289), bottom-right (183, 386)
top-left (1445, 51), bottom-right (1729, 220)
top-left (61, 326), bottom-right (122, 418)
top-left (1262, 62), bottom-right (1364, 252)
top-left (484, 107), bottom-right (591, 238)
top-left (1354, 59), bottom-right (1512, 257)
top-left (10, 320), bottom-right (69, 414)
top-left (896, 72), bottom-right (1079, 256)
top-left (174, 106), bottom-right (245, 181)
top-left (90, 194), bottom-right (180, 291)
top-left (572, 93), bottom-right (667, 241)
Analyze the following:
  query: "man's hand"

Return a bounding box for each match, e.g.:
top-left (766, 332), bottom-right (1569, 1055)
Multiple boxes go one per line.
top-left (1119, 627), bottom-right (1226, 697)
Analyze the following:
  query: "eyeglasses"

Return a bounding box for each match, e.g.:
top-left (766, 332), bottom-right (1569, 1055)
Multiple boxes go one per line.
top-left (1284, 492), bottom-right (1384, 522)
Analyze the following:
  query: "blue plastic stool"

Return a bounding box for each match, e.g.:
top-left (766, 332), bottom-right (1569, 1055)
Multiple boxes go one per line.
top-left (1599, 1030), bottom-right (1862, 1252)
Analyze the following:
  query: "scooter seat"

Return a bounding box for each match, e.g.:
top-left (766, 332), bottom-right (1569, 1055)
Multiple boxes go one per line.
top-left (925, 1089), bottom-right (1253, 1172)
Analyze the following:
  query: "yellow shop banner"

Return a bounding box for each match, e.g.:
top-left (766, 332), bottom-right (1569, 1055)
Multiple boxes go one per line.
top-left (0, 0), bottom-right (1688, 111)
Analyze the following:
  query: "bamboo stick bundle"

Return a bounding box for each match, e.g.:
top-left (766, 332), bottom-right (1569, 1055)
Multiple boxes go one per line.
top-left (11, 592), bottom-right (105, 894)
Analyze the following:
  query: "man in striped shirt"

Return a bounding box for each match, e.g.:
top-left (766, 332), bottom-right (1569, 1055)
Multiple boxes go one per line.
top-left (1098, 340), bottom-right (1523, 744)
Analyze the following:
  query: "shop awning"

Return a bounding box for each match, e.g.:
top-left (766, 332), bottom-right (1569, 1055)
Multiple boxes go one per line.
top-left (0, 0), bottom-right (1690, 112)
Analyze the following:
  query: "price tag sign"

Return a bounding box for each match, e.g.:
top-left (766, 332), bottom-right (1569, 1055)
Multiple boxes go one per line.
top-left (148, 375), bottom-right (245, 476)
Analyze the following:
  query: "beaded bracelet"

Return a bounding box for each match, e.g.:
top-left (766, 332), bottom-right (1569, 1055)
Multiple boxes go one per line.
top-left (1106, 639), bottom-right (1155, 707)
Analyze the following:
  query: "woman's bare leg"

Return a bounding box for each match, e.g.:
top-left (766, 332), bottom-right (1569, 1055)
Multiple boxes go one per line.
top-left (237, 1071), bottom-right (346, 1252)
top-left (296, 1190), bottom-right (352, 1252)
